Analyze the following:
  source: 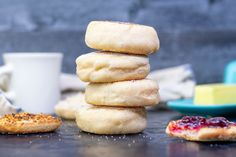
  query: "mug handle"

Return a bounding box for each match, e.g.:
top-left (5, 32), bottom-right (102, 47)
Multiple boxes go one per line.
top-left (0, 64), bottom-right (13, 75)
top-left (0, 64), bottom-right (15, 100)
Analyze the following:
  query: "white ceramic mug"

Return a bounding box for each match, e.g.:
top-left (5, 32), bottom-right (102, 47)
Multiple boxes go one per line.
top-left (0, 53), bottom-right (63, 114)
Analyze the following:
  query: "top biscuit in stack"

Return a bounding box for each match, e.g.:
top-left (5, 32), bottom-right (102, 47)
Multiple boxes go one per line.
top-left (85, 21), bottom-right (160, 55)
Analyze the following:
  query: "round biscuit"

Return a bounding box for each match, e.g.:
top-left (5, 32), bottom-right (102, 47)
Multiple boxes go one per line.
top-left (76, 52), bottom-right (150, 83)
top-left (85, 79), bottom-right (160, 107)
top-left (76, 106), bottom-right (147, 134)
top-left (85, 21), bottom-right (160, 55)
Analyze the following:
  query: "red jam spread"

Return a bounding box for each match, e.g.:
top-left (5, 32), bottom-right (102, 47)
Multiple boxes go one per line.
top-left (169, 116), bottom-right (235, 132)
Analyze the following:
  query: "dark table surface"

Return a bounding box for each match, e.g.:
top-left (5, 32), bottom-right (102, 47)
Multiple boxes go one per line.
top-left (0, 111), bottom-right (235, 157)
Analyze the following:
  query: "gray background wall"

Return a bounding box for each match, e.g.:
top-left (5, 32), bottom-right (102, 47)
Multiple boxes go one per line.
top-left (0, 0), bottom-right (235, 83)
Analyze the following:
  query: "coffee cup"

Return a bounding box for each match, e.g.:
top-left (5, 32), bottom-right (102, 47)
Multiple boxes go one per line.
top-left (0, 52), bottom-right (63, 114)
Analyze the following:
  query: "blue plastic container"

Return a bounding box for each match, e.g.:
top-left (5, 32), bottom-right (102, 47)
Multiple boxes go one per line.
top-left (224, 61), bottom-right (236, 84)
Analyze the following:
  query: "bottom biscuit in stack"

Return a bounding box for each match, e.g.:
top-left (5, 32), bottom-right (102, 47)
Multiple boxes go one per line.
top-left (76, 106), bottom-right (146, 134)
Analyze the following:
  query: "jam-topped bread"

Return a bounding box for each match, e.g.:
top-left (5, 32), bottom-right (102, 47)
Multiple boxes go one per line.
top-left (166, 116), bottom-right (236, 141)
top-left (0, 113), bottom-right (62, 134)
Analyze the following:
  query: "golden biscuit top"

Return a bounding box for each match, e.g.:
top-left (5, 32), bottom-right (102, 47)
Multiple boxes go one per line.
top-left (2, 112), bottom-right (61, 124)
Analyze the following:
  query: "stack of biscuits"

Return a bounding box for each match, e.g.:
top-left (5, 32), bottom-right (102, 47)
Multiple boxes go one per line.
top-left (75, 21), bottom-right (160, 134)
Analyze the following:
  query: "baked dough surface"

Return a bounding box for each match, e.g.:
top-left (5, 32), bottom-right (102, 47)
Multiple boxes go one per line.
top-left (85, 79), bottom-right (159, 107)
top-left (76, 106), bottom-right (146, 134)
top-left (85, 21), bottom-right (160, 55)
top-left (0, 113), bottom-right (61, 134)
top-left (76, 52), bottom-right (150, 83)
